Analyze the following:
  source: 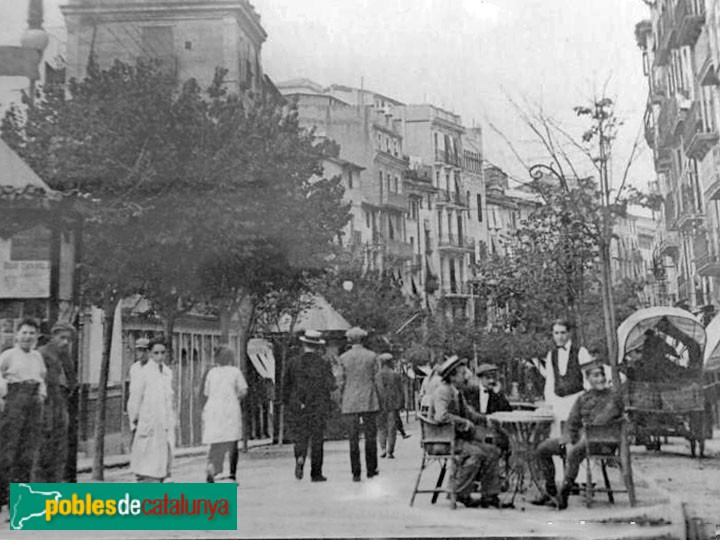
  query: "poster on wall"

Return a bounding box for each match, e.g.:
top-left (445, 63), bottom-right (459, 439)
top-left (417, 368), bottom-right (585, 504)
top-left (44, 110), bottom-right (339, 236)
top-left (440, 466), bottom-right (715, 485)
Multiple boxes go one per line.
top-left (0, 225), bottom-right (51, 299)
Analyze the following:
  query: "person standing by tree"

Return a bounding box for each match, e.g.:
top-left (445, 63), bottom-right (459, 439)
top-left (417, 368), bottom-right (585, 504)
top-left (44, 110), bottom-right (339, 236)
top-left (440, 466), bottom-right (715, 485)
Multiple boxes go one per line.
top-left (375, 353), bottom-right (403, 459)
top-left (283, 330), bottom-right (335, 482)
top-left (338, 327), bottom-right (380, 482)
top-left (0, 319), bottom-right (46, 510)
top-left (202, 345), bottom-right (248, 483)
top-left (127, 338), bottom-right (174, 483)
top-left (530, 319), bottom-right (591, 437)
top-left (34, 323), bottom-right (77, 483)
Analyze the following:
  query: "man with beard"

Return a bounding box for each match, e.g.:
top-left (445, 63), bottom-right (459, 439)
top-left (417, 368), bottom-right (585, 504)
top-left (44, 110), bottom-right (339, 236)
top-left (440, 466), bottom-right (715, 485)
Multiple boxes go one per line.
top-left (34, 323), bottom-right (77, 483)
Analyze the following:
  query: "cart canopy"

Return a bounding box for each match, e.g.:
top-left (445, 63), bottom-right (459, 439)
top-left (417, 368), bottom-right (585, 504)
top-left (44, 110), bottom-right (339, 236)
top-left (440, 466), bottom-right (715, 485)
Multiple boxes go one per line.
top-left (617, 307), bottom-right (706, 365)
top-left (703, 313), bottom-right (720, 372)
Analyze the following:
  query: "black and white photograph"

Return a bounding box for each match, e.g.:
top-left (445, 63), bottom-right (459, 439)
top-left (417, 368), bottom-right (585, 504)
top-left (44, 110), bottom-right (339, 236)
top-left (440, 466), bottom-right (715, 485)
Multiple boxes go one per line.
top-left (0, 0), bottom-right (718, 538)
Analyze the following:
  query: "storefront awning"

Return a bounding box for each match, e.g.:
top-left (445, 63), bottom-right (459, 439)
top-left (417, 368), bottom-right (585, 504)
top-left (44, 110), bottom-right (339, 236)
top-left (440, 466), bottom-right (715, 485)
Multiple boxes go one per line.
top-left (247, 338), bottom-right (275, 382)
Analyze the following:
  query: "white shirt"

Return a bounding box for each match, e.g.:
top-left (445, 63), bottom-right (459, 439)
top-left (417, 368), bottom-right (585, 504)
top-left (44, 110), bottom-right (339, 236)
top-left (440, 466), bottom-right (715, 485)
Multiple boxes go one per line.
top-left (0, 346), bottom-right (47, 399)
top-left (479, 383), bottom-right (490, 414)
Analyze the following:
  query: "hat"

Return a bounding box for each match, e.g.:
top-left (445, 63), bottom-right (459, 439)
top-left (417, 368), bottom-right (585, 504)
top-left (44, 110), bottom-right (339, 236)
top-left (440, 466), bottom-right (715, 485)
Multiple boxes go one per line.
top-left (437, 355), bottom-right (467, 379)
top-left (51, 322), bottom-right (76, 336)
top-left (378, 352), bottom-right (394, 364)
top-left (134, 337), bottom-right (150, 350)
top-left (581, 357), bottom-right (607, 375)
top-left (345, 327), bottom-right (368, 342)
top-left (299, 329), bottom-right (326, 347)
top-left (476, 363), bottom-right (499, 376)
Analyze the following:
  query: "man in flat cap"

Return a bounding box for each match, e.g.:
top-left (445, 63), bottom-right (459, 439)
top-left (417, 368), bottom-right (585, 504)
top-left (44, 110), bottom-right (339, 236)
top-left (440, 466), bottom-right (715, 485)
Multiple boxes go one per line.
top-left (283, 330), bottom-right (336, 482)
top-left (375, 353), bottom-right (404, 459)
top-left (429, 356), bottom-right (502, 509)
top-left (34, 322), bottom-right (77, 482)
top-left (127, 337), bottom-right (150, 443)
top-left (464, 363), bottom-right (513, 416)
top-left (338, 327), bottom-right (380, 482)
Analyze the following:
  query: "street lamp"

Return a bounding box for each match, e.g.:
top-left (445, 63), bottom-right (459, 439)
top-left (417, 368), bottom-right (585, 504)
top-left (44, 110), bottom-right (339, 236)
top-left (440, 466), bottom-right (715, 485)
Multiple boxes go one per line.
top-left (342, 280), bottom-right (354, 292)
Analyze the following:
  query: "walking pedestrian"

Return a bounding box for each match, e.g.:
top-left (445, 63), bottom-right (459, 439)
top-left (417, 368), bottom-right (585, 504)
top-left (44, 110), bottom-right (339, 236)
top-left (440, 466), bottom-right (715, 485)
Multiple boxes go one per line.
top-left (127, 338), bottom-right (174, 483)
top-left (283, 330), bottom-right (336, 482)
top-left (0, 318), bottom-right (46, 510)
top-left (375, 353), bottom-right (403, 459)
top-left (337, 327), bottom-right (380, 482)
top-left (34, 322), bottom-right (77, 483)
top-left (202, 345), bottom-right (248, 483)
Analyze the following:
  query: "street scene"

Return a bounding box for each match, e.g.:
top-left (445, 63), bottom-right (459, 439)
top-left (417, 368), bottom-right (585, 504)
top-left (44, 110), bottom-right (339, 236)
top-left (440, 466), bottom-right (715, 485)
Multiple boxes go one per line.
top-left (0, 0), bottom-right (720, 539)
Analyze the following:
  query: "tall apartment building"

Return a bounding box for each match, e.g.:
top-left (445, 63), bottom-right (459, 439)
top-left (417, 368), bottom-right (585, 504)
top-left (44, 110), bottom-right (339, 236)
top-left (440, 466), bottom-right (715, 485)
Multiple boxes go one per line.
top-left (277, 80), bottom-right (489, 318)
top-left (61, 0), bottom-right (268, 93)
top-left (637, 0), bottom-right (720, 315)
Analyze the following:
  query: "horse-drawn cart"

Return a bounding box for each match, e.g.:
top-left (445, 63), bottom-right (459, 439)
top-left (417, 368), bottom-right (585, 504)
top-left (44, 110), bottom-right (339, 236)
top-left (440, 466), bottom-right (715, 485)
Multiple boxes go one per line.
top-left (617, 307), bottom-right (712, 457)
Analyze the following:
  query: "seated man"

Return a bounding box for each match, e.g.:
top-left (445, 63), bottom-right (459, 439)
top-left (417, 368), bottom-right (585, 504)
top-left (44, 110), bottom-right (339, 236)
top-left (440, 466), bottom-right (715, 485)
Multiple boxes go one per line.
top-left (532, 356), bottom-right (622, 510)
top-left (462, 363), bottom-right (512, 454)
top-left (429, 356), bottom-right (502, 509)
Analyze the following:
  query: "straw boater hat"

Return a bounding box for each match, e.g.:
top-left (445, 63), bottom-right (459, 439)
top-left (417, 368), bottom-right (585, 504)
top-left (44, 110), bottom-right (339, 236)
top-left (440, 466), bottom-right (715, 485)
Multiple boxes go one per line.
top-left (345, 327), bottom-right (368, 343)
top-left (476, 363), bottom-right (499, 376)
top-left (580, 357), bottom-right (606, 375)
top-left (299, 329), bottom-right (326, 347)
top-left (134, 337), bottom-right (150, 350)
top-left (437, 355), bottom-right (467, 379)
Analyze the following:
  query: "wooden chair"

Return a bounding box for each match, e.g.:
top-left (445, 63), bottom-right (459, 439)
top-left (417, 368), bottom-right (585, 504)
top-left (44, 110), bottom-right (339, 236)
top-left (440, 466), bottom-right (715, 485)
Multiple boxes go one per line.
top-left (409, 414), bottom-right (459, 509)
top-left (582, 418), bottom-right (636, 507)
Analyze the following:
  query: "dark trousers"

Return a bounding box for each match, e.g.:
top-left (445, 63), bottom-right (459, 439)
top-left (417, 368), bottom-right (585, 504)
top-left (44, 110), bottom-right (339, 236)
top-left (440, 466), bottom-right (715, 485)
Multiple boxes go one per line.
top-left (454, 439), bottom-right (501, 498)
top-left (535, 437), bottom-right (587, 492)
top-left (345, 412), bottom-right (378, 477)
top-left (378, 409), bottom-right (398, 455)
top-left (0, 383), bottom-right (43, 505)
top-left (395, 413), bottom-right (407, 437)
top-left (34, 387), bottom-right (69, 483)
top-left (207, 441), bottom-right (239, 478)
top-left (293, 413), bottom-right (326, 479)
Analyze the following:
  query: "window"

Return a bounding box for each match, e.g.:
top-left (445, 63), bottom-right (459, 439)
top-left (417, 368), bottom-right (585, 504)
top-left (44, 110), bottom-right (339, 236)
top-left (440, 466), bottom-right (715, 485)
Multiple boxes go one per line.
top-left (477, 194), bottom-right (483, 222)
top-left (387, 172), bottom-right (392, 193)
top-left (435, 170), bottom-right (441, 188)
top-left (348, 170), bottom-right (353, 189)
top-left (427, 194), bottom-right (432, 209)
top-left (386, 136), bottom-right (391, 153)
top-left (365, 210), bottom-right (370, 228)
top-left (445, 173), bottom-right (451, 192)
top-left (393, 139), bottom-right (399, 157)
top-left (434, 132), bottom-right (439, 152)
top-left (377, 133), bottom-right (382, 149)
top-left (438, 210), bottom-right (443, 237)
top-left (379, 170), bottom-right (384, 190)
top-left (394, 175), bottom-right (399, 193)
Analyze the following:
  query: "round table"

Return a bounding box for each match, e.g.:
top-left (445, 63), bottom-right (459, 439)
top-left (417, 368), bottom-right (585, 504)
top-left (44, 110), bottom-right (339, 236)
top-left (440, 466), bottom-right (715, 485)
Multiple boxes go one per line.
top-left (488, 410), bottom-right (555, 507)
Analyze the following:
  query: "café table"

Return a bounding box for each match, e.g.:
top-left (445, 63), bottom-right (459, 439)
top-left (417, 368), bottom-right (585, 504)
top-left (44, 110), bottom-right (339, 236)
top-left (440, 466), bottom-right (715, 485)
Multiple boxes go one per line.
top-left (488, 410), bottom-right (554, 507)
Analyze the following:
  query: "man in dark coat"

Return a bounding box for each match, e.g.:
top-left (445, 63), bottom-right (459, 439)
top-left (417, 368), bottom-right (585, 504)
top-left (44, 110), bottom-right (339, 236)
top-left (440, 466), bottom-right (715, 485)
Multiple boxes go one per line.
top-left (34, 323), bottom-right (77, 483)
top-left (338, 327), bottom-right (380, 482)
top-left (375, 353), bottom-right (404, 459)
top-left (463, 363), bottom-right (512, 415)
top-left (283, 330), bottom-right (336, 482)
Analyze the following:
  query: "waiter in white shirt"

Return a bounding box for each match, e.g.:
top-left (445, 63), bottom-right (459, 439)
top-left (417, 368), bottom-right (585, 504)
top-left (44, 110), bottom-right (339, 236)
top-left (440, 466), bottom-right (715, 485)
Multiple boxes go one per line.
top-left (531, 319), bottom-right (592, 437)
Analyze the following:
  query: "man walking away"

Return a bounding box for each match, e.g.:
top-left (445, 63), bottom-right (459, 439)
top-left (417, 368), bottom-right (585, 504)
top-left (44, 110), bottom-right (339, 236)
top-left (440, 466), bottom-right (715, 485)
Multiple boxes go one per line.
top-left (283, 330), bottom-right (336, 482)
top-left (338, 327), bottom-right (380, 482)
top-left (0, 319), bottom-right (46, 510)
top-left (376, 353), bottom-right (403, 459)
top-left (34, 322), bottom-right (77, 483)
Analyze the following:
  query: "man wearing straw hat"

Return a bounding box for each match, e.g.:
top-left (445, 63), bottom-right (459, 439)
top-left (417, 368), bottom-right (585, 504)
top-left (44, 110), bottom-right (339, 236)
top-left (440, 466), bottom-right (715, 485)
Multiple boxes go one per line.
top-left (34, 322), bottom-right (77, 483)
top-left (284, 330), bottom-right (336, 482)
top-left (338, 327), bottom-right (380, 482)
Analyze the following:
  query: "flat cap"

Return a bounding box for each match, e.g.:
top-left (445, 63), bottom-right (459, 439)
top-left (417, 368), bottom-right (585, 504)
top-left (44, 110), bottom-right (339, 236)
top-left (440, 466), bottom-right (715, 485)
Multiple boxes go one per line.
top-left (378, 352), bottom-right (394, 363)
top-left (476, 363), bottom-right (499, 376)
top-left (134, 337), bottom-right (150, 349)
top-left (346, 327), bottom-right (368, 341)
top-left (51, 322), bottom-right (76, 336)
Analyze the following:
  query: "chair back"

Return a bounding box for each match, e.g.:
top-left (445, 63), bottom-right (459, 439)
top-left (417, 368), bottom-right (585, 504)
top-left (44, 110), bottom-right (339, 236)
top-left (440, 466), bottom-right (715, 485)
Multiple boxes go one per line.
top-left (418, 414), bottom-right (455, 456)
top-left (584, 419), bottom-right (622, 456)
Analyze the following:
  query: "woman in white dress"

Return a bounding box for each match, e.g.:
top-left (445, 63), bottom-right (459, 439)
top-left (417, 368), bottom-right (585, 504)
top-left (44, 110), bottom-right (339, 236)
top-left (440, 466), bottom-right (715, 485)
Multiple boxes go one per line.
top-left (202, 345), bottom-right (248, 482)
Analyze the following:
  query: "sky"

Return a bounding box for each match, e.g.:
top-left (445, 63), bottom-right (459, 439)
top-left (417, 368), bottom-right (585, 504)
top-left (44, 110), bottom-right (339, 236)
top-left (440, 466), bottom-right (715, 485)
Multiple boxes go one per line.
top-left (0, 0), bottom-right (653, 189)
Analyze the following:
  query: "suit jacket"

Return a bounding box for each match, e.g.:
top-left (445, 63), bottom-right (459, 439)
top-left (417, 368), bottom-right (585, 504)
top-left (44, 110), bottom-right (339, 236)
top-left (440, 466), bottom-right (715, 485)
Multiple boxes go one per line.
top-left (463, 383), bottom-right (513, 415)
top-left (375, 367), bottom-right (404, 411)
top-left (283, 351), bottom-right (336, 417)
top-left (338, 345), bottom-right (380, 414)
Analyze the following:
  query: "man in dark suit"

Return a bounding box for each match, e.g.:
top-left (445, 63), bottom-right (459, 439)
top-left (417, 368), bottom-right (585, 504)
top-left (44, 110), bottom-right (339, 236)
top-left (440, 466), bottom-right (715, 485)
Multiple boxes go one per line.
top-left (338, 327), bottom-right (380, 482)
top-left (463, 363), bottom-right (513, 415)
top-left (283, 330), bottom-right (336, 482)
top-left (375, 353), bottom-right (403, 459)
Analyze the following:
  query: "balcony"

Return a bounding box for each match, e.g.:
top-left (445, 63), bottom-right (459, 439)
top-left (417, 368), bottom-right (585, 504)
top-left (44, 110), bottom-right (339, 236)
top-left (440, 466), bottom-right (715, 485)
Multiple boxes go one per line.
top-left (438, 234), bottom-right (475, 252)
top-left (675, 0), bottom-right (705, 47)
top-left (385, 238), bottom-right (414, 260)
top-left (682, 102), bottom-right (719, 161)
top-left (441, 282), bottom-right (471, 298)
top-left (696, 253), bottom-right (720, 277)
top-left (367, 190), bottom-right (409, 212)
top-left (675, 183), bottom-right (704, 230)
top-left (404, 165), bottom-right (433, 184)
top-left (436, 190), bottom-right (467, 207)
top-left (435, 148), bottom-right (462, 168)
top-left (657, 96), bottom-right (687, 148)
top-left (655, 147), bottom-right (673, 173)
top-left (654, 6), bottom-right (676, 66)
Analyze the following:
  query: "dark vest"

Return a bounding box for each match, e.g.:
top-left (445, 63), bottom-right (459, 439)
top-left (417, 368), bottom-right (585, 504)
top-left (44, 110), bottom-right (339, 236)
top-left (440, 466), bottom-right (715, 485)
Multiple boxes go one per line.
top-left (550, 344), bottom-right (584, 397)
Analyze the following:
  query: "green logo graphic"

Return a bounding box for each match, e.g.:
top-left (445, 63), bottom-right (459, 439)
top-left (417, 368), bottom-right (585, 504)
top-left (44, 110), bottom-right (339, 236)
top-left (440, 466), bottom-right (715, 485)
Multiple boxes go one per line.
top-left (9, 483), bottom-right (237, 531)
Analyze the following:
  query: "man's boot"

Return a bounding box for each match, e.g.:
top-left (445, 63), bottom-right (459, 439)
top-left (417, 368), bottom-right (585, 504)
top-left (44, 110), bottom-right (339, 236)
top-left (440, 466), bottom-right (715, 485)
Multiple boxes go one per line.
top-left (557, 480), bottom-right (573, 510)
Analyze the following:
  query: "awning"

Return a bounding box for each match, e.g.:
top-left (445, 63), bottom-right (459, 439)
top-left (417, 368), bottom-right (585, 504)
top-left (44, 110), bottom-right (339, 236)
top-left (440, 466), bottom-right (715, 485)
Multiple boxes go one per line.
top-left (277, 294), bottom-right (351, 333)
top-left (247, 338), bottom-right (275, 382)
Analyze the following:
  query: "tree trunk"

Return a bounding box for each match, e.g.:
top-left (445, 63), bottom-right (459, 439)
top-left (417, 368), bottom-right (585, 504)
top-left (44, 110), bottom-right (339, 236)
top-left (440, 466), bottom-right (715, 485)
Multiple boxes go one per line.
top-left (236, 296), bottom-right (254, 452)
top-left (92, 296), bottom-right (115, 481)
top-left (163, 313), bottom-right (176, 364)
top-left (219, 305), bottom-right (232, 345)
